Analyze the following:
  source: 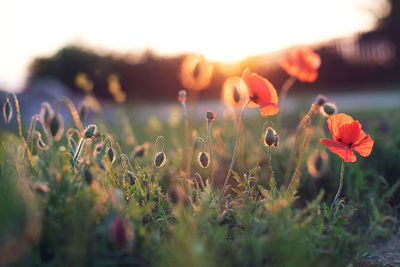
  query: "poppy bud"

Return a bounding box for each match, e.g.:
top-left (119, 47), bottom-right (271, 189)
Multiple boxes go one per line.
top-left (37, 137), bottom-right (48, 151)
top-left (314, 94), bottom-right (328, 106)
top-left (198, 152), bottom-right (209, 168)
top-left (132, 145), bottom-right (146, 158)
top-left (321, 102), bottom-right (337, 117)
top-left (49, 114), bottom-right (64, 141)
top-left (178, 90), bottom-right (187, 102)
top-left (154, 152), bottom-right (167, 168)
top-left (84, 124), bottom-right (97, 139)
top-left (108, 147), bottom-right (115, 163)
top-left (264, 127), bottom-right (279, 147)
top-left (83, 167), bottom-right (93, 185)
top-left (3, 97), bottom-right (12, 123)
top-left (206, 111), bottom-right (216, 122)
top-left (125, 171), bottom-right (135, 185)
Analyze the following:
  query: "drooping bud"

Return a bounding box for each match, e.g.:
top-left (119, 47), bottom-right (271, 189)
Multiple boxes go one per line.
top-left (84, 124), bottom-right (97, 139)
top-left (125, 171), bottom-right (135, 185)
top-left (108, 147), bottom-right (115, 163)
top-left (49, 113), bottom-right (64, 141)
top-left (93, 143), bottom-right (102, 157)
top-left (132, 144), bottom-right (147, 158)
top-left (321, 102), bottom-right (337, 117)
top-left (178, 90), bottom-right (187, 102)
top-left (154, 152), bottom-right (167, 168)
top-left (37, 136), bottom-right (48, 150)
top-left (3, 97), bottom-right (12, 123)
top-left (206, 111), bottom-right (216, 122)
top-left (314, 94), bottom-right (328, 106)
top-left (264, 127), bottom-right (279, 147)
top-left (198, 152), bottom-right (210, 168)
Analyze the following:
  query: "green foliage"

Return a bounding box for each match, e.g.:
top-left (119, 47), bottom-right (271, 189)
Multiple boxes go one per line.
top-left (0, 98), bottom-right (397, 267)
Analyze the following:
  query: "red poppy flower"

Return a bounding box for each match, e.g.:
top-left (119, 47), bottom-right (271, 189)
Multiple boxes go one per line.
top-left (241, 68), bottom-right (279, 116)
top-left (320, 113), bottom-right (374, 162)
top-left (281, 48), bottom-right (321, 82)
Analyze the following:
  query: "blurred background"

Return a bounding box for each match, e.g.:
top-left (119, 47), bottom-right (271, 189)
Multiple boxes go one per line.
top-left (0, 0), bottom-right (399, 117)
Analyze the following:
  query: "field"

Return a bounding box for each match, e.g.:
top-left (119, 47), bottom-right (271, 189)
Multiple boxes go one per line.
top-left (1, 55), bottom-right (399, 267)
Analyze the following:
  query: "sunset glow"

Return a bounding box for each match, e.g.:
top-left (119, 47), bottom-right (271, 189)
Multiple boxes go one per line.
top-left (0, 0), bottom-right (389, 91)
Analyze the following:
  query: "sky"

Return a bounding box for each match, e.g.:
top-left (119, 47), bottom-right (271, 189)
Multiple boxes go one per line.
top-left (0, 0), bottom-right (389, 91)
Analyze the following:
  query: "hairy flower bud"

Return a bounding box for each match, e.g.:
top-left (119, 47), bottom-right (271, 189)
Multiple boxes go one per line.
top-left (3, 97), bottom-right (12, 123)
top-left (154, 152), bottom-right (166, 168)
top-left (108, 147), bottom-right (115, 163)
top-left (206, 111), bottom-right (216, 122)
top-left (125, 171), bottom-right (135, 185)
top-left (49, 114), bottom-right (64, 141)
top-left (198, 152), bottom-right (210, 168)
top-left (84, 124), bottom-right (97, 139)
top-left (264, 127), bottom-right (279, 147)
top-left (314, 94), bottom-right (328, 106)
top-left (321, 102), bottom-right (337, 117)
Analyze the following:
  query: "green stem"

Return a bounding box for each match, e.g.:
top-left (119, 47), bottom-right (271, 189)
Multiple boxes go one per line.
top-left (220, 99), bottom-right (250, 199)
top-left (331, 159), bottom-right (345, 211)
top-left (207, 121), bottom-right (214, 187)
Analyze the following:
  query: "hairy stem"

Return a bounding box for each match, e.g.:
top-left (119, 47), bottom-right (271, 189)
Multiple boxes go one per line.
top-left (331, 159), bottom-right (345, 211)
top-left (55, 96), bottom-right (84, 131)
top-left (207, 121), bottom-right (215, 187)
top-left (220, 99), bottom-right (250, 199)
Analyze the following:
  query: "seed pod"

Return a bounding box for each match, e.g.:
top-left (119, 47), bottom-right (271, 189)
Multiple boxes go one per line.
top-left (198, 152), bottom-right (210, 168)
top-left (84, 124), bottom-right (97, 139)
top-left (3, 97), bottom-right (12, 123)
top-left (125, 171), bottom-right (135, 185)
top-left (133, 145), bottom-right (146, 158)
top-left (49, 114), bottom-right (64, 141)
top-left (314, 94), bottom-right (328, 106)
top-left (154, 152), bottom-right (166, 168)
top-left (108, 147), bottom-right (115, 163)
top-left (321, 102), bottom-right (337, 117)
top-left (83, 167), bottom-right (93, 185)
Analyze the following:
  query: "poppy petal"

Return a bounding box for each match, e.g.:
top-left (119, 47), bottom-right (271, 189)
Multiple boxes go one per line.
top-left (241, 68), bottom-right (278, 105)
top-left (327, 113), bottom-right (354, 141)
top-left (337, 121), bottom-right (361, 145)
top-left (320, 139), bottom-right (356, 162)
top-left (259, 104), bottom-right (279, 117)
top-left (352, 132), bottom-right (374, 157)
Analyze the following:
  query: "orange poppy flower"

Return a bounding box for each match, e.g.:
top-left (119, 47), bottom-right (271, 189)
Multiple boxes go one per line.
top-left (320, 113), bottom-right (374, 162)
top-left (241, 68), bottom-right (279, 116)
top-left (281, 48), bottom-right (321, 82)
top-left (179, 54), bottom-right (213, 91)
top-left (221, 76), bottom-right (248, 108)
